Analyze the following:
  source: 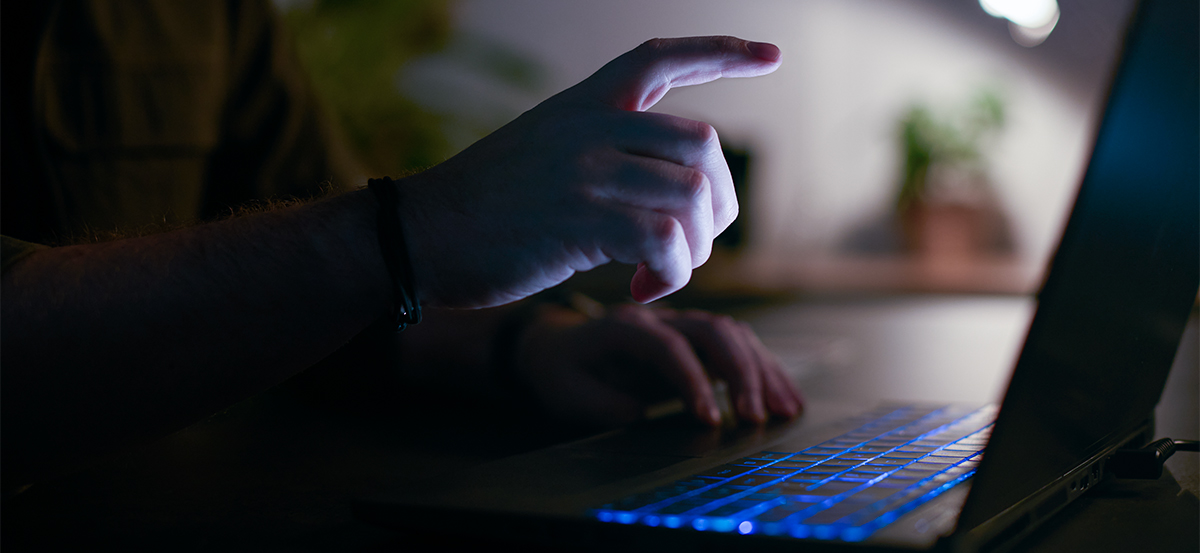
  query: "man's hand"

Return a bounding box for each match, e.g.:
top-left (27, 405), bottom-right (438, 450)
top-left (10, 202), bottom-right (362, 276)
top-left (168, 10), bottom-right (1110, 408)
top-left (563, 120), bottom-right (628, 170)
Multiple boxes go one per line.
top-left (513, 303), bottom-right (803, 427)
top-left (397, 36), bottom-right (782, 308)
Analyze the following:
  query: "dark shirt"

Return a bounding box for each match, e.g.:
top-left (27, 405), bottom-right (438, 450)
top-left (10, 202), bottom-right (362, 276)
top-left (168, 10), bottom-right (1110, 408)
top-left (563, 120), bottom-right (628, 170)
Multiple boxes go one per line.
top-left (1, 1), bottom-right (374, 494)
top-left (0, 0), bottom-right (360, 254)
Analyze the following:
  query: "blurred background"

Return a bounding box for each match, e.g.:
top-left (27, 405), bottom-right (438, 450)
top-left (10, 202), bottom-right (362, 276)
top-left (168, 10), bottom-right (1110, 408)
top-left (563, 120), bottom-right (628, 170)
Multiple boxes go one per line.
top-left (274, 0), bottom-right (1192, 475)
top-left (277, 0), bottom-right (1136, 298)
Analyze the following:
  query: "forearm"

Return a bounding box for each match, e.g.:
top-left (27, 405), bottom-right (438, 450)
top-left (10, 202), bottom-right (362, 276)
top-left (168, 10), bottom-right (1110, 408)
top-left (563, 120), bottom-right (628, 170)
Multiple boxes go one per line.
top-left (1, 189), bottom-right (390, 487)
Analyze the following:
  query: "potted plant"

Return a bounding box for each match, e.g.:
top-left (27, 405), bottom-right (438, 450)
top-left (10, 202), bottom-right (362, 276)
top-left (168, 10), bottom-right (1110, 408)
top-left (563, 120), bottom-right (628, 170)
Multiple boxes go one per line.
top-left (894, 90), bottom-right (1012, 262)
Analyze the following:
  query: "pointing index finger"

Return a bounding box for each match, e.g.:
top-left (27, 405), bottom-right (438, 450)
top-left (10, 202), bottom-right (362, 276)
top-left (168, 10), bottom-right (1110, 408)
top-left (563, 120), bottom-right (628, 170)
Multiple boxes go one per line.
top-left (569, 36), bottom-right (782, 112)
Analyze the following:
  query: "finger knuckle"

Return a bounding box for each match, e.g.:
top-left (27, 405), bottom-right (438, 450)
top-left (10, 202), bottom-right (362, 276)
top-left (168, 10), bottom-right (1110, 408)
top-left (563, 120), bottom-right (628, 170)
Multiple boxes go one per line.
top-left (716, 35), bottom-right (743, 50)
top-left (679, 168), bottom-right (709, 201)
top-left (696, 35), bottom-right (744, 56)
top-left (701, 314), bottom-right (739, 336)
top-left (638, 38), bottom-right (669, 55)
top-left (715, 314), bottom-right (739, 329)
top-left (575, 150), bottom-right (612, 179)
top-left (692, 121), bottom-right (720, 147)
top-left (645, 214), bottom-right (680, 247)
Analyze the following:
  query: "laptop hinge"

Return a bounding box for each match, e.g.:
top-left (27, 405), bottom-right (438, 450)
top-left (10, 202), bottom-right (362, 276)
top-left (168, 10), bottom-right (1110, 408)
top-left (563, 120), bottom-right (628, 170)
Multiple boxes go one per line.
top-left (942, 419), bottom-right (1152, 553)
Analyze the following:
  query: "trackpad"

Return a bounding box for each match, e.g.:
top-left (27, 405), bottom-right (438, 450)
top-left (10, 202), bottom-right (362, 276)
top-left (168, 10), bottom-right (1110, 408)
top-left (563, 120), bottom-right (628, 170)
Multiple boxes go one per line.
top-left (431, 448), bottom-right (691, 511)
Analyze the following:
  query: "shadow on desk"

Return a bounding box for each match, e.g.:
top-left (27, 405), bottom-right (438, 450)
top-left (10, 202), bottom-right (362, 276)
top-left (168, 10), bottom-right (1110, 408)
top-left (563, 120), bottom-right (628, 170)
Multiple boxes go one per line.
top-left (0, 364), bottom-right (593, 552)
top-left (3, 299), bottom-right (1197, 552)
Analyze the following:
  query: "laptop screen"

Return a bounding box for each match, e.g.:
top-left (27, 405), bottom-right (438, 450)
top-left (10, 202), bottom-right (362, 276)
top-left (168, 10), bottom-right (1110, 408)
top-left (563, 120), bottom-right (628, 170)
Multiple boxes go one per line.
top-left (959, 0), bottom-right (1199, 530)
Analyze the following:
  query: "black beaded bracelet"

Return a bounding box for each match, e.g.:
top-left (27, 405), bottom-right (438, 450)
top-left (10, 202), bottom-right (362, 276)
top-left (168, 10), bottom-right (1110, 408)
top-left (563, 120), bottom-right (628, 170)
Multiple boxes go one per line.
top-left (367, 176), bottom-right (421, 332)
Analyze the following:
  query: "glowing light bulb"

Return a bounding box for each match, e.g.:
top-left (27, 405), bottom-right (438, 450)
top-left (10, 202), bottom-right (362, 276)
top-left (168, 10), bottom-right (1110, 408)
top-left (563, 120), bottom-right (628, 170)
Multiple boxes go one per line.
top-left (979, 0), bottom-right (1060, 47)
top-left (980, 0), bottom-right (1058, 28)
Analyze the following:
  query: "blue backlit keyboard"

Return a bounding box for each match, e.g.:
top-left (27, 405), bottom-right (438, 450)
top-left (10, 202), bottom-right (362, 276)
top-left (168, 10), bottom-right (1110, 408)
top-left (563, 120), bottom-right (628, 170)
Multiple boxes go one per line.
top-left (592, 404), bottom-right (996, 542)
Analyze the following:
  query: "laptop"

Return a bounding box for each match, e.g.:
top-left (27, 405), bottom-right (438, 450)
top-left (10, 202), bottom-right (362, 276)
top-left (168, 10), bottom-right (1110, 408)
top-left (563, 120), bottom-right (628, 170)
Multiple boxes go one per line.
top-left (354, 0), bottom-right (1199, 550)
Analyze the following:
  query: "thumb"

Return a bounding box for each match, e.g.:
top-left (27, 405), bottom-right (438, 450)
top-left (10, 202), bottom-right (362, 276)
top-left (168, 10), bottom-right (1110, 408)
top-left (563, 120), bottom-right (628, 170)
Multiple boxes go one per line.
top-left (564, 36), bottom-right (782, 112)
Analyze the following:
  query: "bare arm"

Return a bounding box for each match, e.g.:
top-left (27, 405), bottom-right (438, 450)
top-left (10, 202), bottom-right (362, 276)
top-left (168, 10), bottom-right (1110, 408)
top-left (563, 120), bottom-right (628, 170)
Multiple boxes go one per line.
top-left (1, 190), bottom-right (390, 487)
top-left (1, 36), bottom-right (785, 490)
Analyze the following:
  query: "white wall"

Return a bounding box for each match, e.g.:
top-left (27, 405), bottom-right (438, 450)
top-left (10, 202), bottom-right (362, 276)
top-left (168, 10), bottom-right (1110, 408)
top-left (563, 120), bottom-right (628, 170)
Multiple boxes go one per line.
top-left (405, 0), bottom-right (1111, 267)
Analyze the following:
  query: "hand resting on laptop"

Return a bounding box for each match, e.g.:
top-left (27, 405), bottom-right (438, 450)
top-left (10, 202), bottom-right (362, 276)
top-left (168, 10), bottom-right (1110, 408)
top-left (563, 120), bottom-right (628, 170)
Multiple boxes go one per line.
top-left (514, 302), bottom-right (803, 427)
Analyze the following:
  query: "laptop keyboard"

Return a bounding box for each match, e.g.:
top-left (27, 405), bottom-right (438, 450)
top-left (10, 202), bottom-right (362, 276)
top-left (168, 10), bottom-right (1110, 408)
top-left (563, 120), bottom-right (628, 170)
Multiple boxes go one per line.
top-left (591, 404), bottom-right (995, 542)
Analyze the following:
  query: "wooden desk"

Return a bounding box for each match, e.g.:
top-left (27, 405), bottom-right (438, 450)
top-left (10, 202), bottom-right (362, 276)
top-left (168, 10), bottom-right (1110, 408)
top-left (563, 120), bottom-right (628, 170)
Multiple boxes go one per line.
top-left (3, 296), bottom-right (1196, 552)
top-left (693, 253), bottom-right (1043, 296)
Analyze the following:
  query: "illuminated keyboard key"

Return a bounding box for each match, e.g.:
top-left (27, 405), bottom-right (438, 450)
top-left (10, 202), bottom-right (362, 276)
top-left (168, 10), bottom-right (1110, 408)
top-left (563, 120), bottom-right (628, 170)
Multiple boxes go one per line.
top-left (804, 466), bottom-right (844, 474)
top-left (782, 474), bottom-right (825, 483)
top-left (734, 459), bottom-right (774, 467)
top-left (697, 465), bottom-right (756, 479)
top-left (772, 461), bottom-right (814, 469)
top-left (928, 450), bottom-right (974, 459)
top-left (909, 462), bottom-right (951, 471)
top-left (796, 504), bottom-right (861, 524)
top-left (854, 446), bottom-right (892, 453)
top-left (657, 500), bottom-right (709, 515)
top-left (807, 447), bottom-right (847, 455)
top-left (856, 465), bottom-right (891, 473)
top-left (848, 485), bottom-right (902, 501)
top-left (729, 474), bottom-right (781, 487)
top-left (805, 481), bottom-right (859, 495)
top-left (823, 459), bottom-right (861, 467)
top-left (748, 452), bottom-right (792, 460)
top-left (944, 444), bottom-right (981, 452)
top-left (703, 499), bottom-right (765, 517)
top-left (757, 467), bottom-right (800, 476)
top-left (756, 502), bottom-right (817, 522)
top-left (697, 486), bottom-right (744, 499)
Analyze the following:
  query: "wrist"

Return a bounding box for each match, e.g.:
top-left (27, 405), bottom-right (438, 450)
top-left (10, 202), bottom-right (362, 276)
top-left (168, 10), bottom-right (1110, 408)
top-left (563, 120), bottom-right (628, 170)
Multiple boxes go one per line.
top-left (299, 188), bottom-right (394, 323)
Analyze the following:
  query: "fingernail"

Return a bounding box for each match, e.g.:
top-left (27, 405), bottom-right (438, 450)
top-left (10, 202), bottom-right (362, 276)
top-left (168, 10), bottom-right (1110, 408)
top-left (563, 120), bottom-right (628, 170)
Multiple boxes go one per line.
top-left (708, 406), bottom-right (722, 426)
top-left (737, 396), bottom-right (752, 421)
top-left (741, 394), bottom-right (763, 422)
top-left (747, 41), bottom-right (781, 62)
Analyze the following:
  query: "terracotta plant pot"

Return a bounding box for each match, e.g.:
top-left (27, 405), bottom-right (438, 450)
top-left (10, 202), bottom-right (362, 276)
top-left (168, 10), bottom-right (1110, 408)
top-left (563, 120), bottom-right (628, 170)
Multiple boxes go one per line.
top-left (900, 201), bottom-right (1006, 263)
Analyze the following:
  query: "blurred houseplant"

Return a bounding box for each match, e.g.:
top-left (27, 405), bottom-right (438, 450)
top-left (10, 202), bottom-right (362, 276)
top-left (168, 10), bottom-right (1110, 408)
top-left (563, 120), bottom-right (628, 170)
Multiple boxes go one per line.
top-left (282, 0), bottom-right (453, 176)
top-left (895, 90), bottom-right (1013, 261)
top-left (281, 0), bottom-right (545, 177)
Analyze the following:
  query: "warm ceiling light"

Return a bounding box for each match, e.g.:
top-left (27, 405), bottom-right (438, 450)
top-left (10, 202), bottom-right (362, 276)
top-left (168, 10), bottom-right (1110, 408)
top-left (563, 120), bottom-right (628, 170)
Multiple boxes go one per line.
top-left (980, 0), bottom-right (1060, 47)
top-left (979, 0), bottom-right (1059, 28)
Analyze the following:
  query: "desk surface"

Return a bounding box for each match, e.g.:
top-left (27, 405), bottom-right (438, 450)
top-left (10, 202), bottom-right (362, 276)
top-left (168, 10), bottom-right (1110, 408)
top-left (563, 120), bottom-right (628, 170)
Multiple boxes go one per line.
top-left (3, 296), bottom-right (1196, 552)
